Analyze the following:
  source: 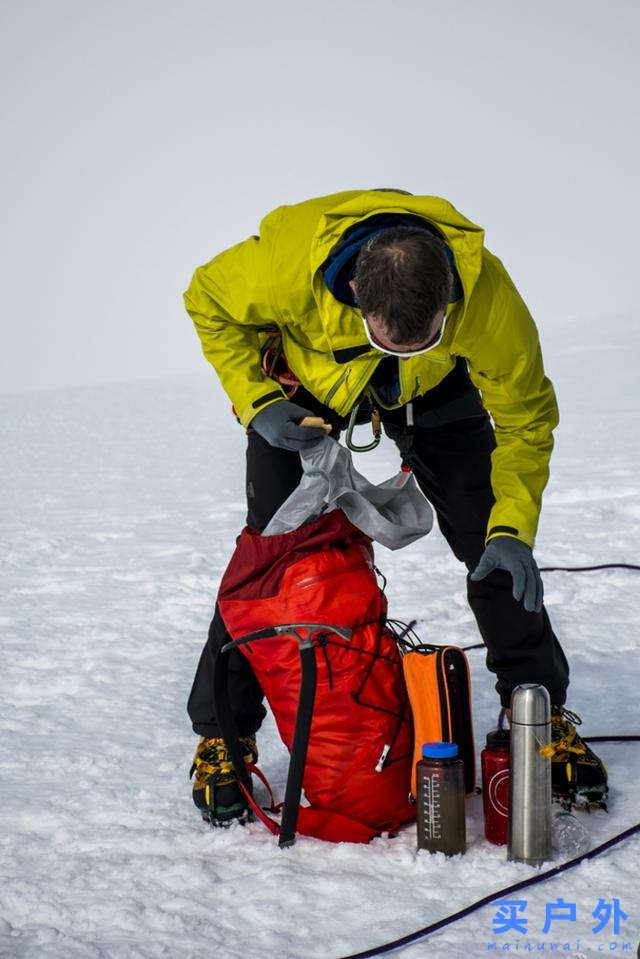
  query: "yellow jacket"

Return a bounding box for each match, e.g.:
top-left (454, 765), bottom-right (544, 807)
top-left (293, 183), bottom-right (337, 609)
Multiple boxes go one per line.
top-left (184, 189), bottom-right (558, 548)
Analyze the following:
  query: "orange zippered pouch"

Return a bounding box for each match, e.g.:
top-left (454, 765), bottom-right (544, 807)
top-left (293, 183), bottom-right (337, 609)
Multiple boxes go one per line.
top-left (398, 639), bottom-right (476, 798)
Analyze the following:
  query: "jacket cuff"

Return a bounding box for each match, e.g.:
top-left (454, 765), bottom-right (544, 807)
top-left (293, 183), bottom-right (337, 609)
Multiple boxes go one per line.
top-left (485, 525), bottom-right (535, 549)
top-left (238, 389), bottom-right (286, 428)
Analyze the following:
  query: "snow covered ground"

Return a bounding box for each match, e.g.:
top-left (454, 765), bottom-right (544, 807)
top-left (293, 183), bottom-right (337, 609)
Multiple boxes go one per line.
top-left (1, 314), bottom-right (638, 958)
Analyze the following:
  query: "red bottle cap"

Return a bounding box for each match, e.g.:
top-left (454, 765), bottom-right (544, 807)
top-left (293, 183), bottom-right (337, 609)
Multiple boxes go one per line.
top-left (485, 729), bottom-right (510, 750)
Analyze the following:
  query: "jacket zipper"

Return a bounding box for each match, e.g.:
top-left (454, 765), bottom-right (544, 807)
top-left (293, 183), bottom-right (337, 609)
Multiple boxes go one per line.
top-left (399, 361), bottom-right (422, 402)
top-left (324, 368), bottom-right (350, 406)
top-left (337, 360), bottom-right (379, 414)
top-left (354, 362), bottom-right (421, 412)
top-left (325, 358), bottom-right (376, 411)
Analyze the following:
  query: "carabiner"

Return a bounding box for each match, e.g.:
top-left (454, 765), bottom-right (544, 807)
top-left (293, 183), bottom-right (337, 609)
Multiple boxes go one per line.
top-left (345, 401), bottom-right (382, 452)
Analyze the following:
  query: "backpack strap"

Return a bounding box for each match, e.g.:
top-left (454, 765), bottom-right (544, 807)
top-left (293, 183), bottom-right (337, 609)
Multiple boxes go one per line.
top-left (279, 639), bottom-right (317, 846)
top-left (239, 765), bottom-right (280, 836)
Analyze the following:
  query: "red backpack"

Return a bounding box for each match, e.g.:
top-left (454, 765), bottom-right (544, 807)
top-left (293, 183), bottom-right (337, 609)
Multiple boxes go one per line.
top-left (214, 510), bottom-right (415, 845)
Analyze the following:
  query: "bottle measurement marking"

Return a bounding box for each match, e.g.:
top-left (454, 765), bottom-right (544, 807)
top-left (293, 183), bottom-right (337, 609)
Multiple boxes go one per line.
top-left (422, 774), bottom-right (442, 840)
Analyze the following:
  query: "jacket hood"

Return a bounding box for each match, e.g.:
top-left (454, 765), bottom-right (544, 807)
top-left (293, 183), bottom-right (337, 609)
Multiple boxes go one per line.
top-left (309, 190), bottom-right (486, 353)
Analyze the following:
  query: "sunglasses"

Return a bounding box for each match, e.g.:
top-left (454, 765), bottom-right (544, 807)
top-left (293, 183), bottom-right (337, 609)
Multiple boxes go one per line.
top-left (362, 313), bottom-right (447, 358)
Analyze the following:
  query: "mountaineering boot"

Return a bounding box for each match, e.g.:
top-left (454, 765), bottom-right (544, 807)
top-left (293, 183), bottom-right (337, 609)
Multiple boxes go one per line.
top-left (190, 735), bottom-right (258, 827)
top-left (545, 707), bottom-right (609, 811)
top-left (502, 705), bottom-right (609, 812)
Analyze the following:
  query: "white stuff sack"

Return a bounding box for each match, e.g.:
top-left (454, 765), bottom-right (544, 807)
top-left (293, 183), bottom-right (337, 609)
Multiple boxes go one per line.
top-left (262, 436), bottom-right (433, 550)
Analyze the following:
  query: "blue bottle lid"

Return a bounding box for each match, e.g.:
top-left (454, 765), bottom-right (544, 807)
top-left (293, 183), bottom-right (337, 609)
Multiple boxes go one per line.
top-left (422, 741), bottom-right (458, 759)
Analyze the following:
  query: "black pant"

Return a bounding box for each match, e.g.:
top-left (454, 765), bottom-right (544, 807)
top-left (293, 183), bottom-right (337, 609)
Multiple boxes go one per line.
top-left (187, 362), bottom-right (569, 736)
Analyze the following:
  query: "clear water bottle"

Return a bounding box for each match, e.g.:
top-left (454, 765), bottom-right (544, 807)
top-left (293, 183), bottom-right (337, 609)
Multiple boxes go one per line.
top-left (416, 742), bottom-right (466, 856)
top-left (551, 812), bottom-right (590, 858)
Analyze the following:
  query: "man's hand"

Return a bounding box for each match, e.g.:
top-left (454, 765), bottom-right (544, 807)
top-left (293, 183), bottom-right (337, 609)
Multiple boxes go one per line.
top-left (470, 536), bottom-right (543, 613)
top-left (250, 400), bottom-right (330, 451)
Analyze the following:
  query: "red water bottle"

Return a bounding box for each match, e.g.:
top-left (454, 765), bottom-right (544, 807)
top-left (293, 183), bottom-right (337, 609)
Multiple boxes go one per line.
top-left (481, 728), bottom-right (510, 845)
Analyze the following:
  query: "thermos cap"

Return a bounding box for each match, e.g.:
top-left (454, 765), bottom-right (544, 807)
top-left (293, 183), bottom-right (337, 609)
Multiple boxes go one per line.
top-left (510, 684), bottom-right (551, 727)
top-left (422, 741), bottom-right (458, 758)
top-left (486, 728), bottom-right (510, 750)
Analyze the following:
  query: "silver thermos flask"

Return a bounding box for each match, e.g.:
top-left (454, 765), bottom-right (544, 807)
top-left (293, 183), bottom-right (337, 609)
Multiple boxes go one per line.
top-left (507, 684), bottom-right (552, 865)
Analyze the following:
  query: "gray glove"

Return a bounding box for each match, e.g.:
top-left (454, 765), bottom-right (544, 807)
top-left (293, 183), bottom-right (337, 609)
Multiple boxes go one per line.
top-left (470, 536), bottom-right (543, 613)
top-left (250, 400), bottom-right (329, 452)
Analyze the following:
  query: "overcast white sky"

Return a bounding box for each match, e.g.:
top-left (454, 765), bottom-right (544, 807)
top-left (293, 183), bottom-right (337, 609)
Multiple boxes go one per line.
top-left (1, 0), bottom-right (638, 395)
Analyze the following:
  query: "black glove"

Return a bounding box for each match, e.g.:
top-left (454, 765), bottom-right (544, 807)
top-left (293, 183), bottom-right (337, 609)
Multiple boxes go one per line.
top-left (470, 536), bottom-right (544, 613)
top-left (250, 400), bottom-right (329, 451)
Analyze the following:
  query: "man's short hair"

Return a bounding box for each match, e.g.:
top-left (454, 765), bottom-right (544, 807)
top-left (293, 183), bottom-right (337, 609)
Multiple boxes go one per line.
top-left (352, 227), bottom-right (453, 343)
